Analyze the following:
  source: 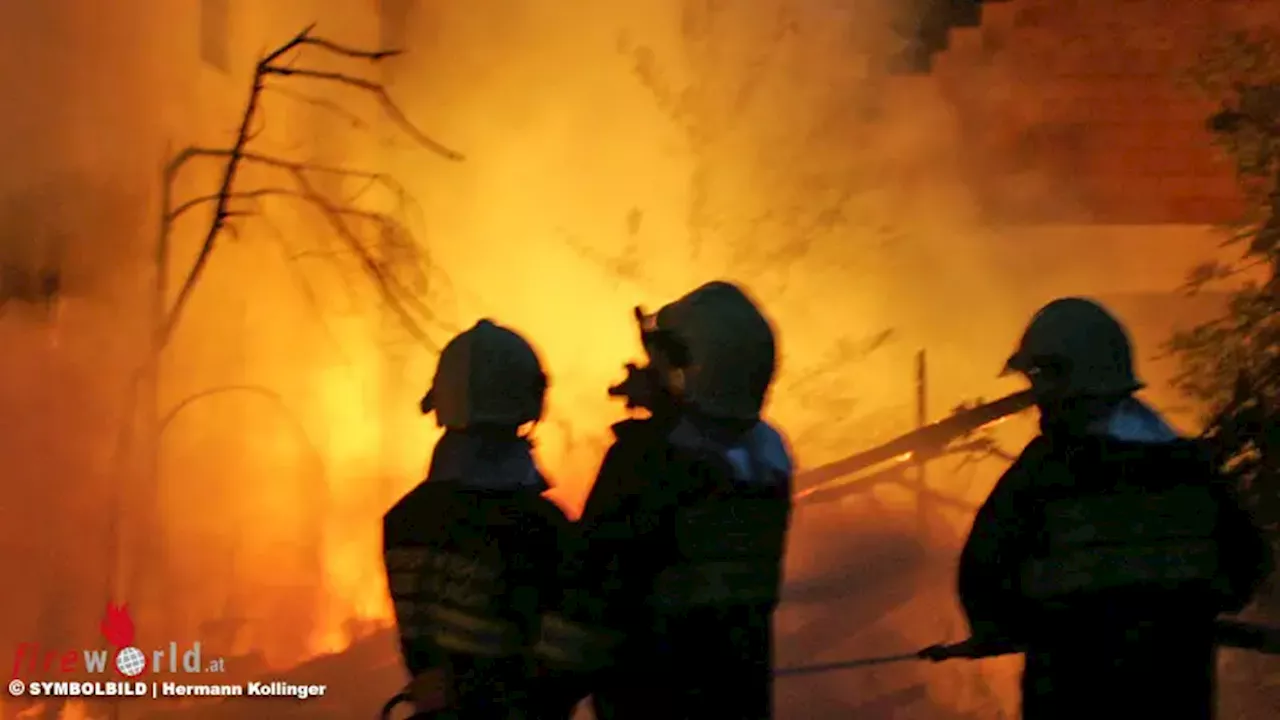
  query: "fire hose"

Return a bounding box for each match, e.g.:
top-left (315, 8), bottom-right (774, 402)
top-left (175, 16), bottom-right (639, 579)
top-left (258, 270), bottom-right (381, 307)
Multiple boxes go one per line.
top-left (774, 619), bottom-right (1280, 678)
top-left (379, 622), bottom-right (1280, 716)
top-left (774, 637), bottom-right (1021, 677)
top-left (380, 691), bottom-right (413, 719)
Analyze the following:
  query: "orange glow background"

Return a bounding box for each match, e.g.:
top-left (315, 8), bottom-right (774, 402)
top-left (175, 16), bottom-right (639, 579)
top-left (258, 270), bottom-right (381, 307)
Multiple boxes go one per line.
top-left (0, 1), bottom-right (1255, 718)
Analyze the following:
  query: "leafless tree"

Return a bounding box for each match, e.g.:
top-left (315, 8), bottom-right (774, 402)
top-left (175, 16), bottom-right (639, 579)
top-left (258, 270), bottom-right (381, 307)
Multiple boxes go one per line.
top-left (105, 25), bottom-right (465, 651)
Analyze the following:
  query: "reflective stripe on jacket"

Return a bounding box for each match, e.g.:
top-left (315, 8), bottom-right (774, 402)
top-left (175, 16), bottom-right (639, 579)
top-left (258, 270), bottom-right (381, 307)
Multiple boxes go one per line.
top-left (385, 546), bottom-right (523, 658)
top-left (394, 603), bottom-right (526, 657)
top-left (1020, 485), bottom-right (1227, 601)
top-left (532, 612), bottom-right (621, 671)
top-left (652, 499), bottom-right (788, 610)
top-left (652, 559), bottom-right (782, 608)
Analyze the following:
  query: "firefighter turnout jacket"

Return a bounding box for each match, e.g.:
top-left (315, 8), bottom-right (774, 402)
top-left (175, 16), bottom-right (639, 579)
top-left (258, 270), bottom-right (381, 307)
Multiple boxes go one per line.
top-left (535, 417), bottom-right (674, 720)
top-left (384, 430), bottom-right (571, 718)
top-left (563, 413), bottom-right (792, 720)
top-left (958, 399), bottom-right (1271, 720)
top-left (649, 414), bottom-right (792, 720)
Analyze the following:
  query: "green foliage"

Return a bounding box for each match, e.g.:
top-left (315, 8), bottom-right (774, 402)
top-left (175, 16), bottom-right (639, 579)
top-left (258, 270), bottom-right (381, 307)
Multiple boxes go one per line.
top-left (1171, 27), bottom-right (1280, 576)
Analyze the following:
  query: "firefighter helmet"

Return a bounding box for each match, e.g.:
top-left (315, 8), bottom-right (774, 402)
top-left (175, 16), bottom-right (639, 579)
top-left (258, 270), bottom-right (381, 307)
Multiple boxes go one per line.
top-left (648, 281), bottom-right (778, 420)
top-left (420, 319), bottom-right (547, 429)
top-left (1003, 297), bottom-right (1142, 399)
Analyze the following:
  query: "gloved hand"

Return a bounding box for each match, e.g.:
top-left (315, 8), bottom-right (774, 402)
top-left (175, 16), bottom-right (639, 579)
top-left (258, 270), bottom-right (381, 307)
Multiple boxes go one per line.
top-left (382, 668), bottom-right (454, 719)
top-left (918, 636), bottom-right (1021, 662)
top-left (916, 644), bottom-right (956, 662)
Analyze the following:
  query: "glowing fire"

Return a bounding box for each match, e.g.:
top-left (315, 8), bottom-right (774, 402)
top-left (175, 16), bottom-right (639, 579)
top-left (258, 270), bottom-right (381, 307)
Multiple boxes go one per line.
top-left (57, 701), bottom-right (100, 720)
top-left (13, 702), bottom-right (102, 720)
top-left (309, 358), bottom-right (396, 654)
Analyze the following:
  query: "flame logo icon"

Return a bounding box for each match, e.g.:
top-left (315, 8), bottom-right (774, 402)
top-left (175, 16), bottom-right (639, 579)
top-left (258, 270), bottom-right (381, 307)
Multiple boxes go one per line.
top-left (100, 603), bottom-right (146, 678)
top-left (100, 604), bottom-right (135, 648)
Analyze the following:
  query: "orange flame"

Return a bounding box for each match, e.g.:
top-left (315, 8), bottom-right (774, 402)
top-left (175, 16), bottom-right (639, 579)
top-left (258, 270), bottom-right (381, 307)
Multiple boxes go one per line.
top-left (56, 700), bottom-right (99, 720)
top-left (99, 604), bottom-right (135, 648)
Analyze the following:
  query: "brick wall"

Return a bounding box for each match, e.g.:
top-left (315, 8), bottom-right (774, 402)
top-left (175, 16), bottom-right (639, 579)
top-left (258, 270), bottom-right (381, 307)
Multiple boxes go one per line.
top-left (933, 0), bottom-right (1279, 224)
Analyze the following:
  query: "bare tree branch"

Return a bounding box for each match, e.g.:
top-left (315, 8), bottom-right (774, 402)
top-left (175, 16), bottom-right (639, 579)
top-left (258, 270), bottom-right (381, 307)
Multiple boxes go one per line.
top-left (253, 209), bottom-right (360, 365)
top-left (167, 188), bottom-right (294, 223)
top-left (156, 25), bottom-right (461, 350)
top-left (293, 33), bottom-right (401, 62)
top-left (167, 146), bottom-right (385, 182)
top-left (260, 65), bottom-right (463, 161)
top-left (160, 158), bottom-right (393, 333)
top-left (284, 166), bottom-right (447, 348)
top-left (169, 177), bottom-right (440, 338)
top-left (266, 85), bottom-right (374, 134)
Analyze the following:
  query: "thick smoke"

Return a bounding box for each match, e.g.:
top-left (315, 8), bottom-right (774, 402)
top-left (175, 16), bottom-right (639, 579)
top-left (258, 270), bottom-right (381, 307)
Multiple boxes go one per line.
top-left (378, 0), bottom-right (1043, 501)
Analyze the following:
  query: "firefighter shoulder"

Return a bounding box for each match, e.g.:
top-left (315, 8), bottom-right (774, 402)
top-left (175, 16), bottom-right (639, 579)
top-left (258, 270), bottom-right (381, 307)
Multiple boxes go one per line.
top-left (651, 419), bottom-right (794, 611)
top-left (382, 319), bottom-right (569, 716)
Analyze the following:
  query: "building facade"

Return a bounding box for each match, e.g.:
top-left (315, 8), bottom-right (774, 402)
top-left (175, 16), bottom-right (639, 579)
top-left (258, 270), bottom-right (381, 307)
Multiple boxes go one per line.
top-left (927, 0), bottom-right (1262, 427)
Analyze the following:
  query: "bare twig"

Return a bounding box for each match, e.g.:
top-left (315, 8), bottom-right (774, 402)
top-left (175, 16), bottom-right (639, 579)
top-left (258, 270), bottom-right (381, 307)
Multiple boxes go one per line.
top-left (266, 85), bottom-right (374, 133)
top-left (260, 65), bottom-right (464, 161)
top-left (294, 34), bottom-right (401, 62)
top-left (253, 209), bottom-right (359, 365)
top-left (288, 247), bottom-right (363, 262)
top-left (167, 188), bottom-right (294, 222)
top-left (168, 146), bottom-right (386, 182)
top-left (285, 166), bottom-right (447, 348)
